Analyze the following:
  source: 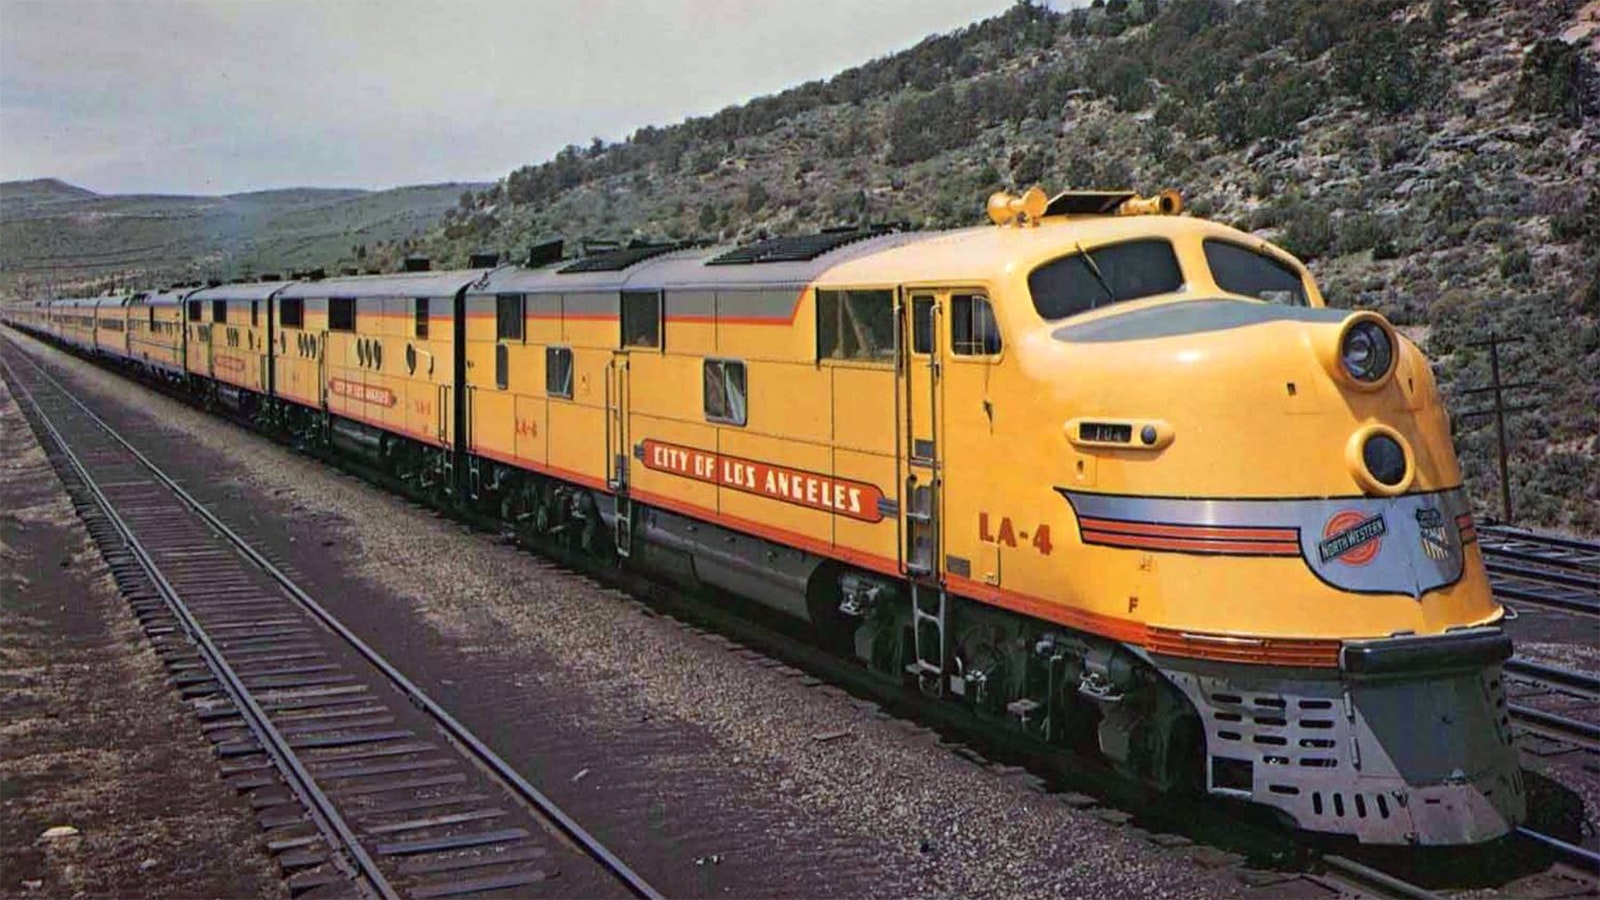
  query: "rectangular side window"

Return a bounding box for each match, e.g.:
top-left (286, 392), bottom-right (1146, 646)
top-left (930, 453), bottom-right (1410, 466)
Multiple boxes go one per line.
top-left (951, 295), bottom-right (1002, 356)
top-left (817, 289), bottom-right (896, 361)
top-left (911, 295), bottom-right (934, 354)
top-left (187, 300), bottom-right (202, 322)
top-left (329, 297), bottom-right (356, 332)
top-left (149, 308), bottom-right (156, 328)
top-left (621, 290), bottom-right (662, 348)
top-left (281, 298), bottom-right (304, 328)
top-left (495, 343), bottom-right (509, 390)
top-left (545, 346), bottom-right (573, 399)
top-left (496, 293), bottom-right (523, 341)
top-left (415, 297), bottom-right (430, 338)
top-left (251, 301), bottom-right (259, 327)
top-left (212, 300), bottom-right (226, 323)
top-left (703, 359), bottom-right (748, 426)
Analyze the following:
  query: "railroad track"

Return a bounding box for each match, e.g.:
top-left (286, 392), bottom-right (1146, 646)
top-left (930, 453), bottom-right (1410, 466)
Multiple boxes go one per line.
top-left (1, 345), bottom-right (660, 900)
top-left (1503, 658), bottom-right (1600, 751)
top-left (1483, 526), bottom-right (1600, 618)
top-left (7, 330), bottom-right (1594, 895)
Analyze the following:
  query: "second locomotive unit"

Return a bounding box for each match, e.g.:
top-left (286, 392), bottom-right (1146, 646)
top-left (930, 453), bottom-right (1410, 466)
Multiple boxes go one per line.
top-left (7, 186), bottom-right (1522, 846)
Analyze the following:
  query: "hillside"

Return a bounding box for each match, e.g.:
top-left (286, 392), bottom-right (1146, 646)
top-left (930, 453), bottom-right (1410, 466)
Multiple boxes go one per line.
top-left (2, 0), bottom-right (1594, 532)
top-left (393, 0), bottom-right (1597, 534)
top-left (0, 181), bottom-right (488, 293)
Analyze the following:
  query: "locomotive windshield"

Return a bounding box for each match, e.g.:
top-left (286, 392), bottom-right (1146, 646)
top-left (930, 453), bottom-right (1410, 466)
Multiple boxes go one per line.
top-left (1028, 239), bottom-right (1183, 321)
top-left (1203, 240), bottom-right (1309, 306)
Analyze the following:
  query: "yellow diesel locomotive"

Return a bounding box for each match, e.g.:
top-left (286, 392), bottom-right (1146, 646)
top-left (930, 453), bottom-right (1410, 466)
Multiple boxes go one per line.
top-left (7, 188), bottom-right (1521, 845)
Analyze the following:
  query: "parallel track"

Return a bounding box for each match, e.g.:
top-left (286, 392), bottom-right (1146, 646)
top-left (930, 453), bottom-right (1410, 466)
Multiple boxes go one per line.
top-left (1, 343), bottom-right (660, 900)
top-left (1482, 526), bottom-right (1600, 618)
top-left (8, 328), bottom-right (1596, 895)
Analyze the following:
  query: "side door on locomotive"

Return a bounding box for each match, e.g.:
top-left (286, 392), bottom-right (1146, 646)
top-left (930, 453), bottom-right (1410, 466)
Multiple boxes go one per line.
top-left (897, 284), bottom-right (1006, 692)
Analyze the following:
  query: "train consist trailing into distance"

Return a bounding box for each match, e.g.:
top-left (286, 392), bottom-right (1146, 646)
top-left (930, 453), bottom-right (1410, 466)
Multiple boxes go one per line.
top-left (4, 186), bottom-right (1523, 846)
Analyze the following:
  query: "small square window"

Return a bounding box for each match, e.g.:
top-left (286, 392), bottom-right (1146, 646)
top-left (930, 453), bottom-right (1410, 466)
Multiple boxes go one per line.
top-left (329, 298), bottom-right (356, 332)
top-left (187, 300), bottom-right (202, 322)
top-left (280, 297), bottom-right (304, 328)
top-left (496, 294), bottom-right (523, 341)
top-left (546, 346), bottom-right (573, 399)
top-left (703, 359), bottom-right (747, 426)
top-left (621, 290), bottom-right (661, 348)
top-left (415, 298), bottom-right (430, 338)
top-left (952, 295), bottom-right (1002, 356)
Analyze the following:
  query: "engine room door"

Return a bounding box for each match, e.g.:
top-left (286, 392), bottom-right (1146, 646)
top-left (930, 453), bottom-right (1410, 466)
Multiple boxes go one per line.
top-left (606, 350), bottom-right (633, 556)
top-left (900, 289), bottom-right (947, 689)
top-left (900, 291), bottom-right (943, 580)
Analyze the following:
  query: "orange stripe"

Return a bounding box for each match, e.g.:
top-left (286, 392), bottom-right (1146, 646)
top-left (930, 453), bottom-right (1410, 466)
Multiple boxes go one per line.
top-left (1145, 627), bottom-right (1341, 668)
top-left (627, 487), bottom-right (904, 579)
top-left (336, 409), bottom-right (447, 448)
top-left (944, 574), bottom-right (1150, 644)
top-left (1080, 517), bottom-right (1298, 542)
top-left (1083, 531), bottom-right (1301, 555)
top-left (471, 445), bottom-right (609, 491)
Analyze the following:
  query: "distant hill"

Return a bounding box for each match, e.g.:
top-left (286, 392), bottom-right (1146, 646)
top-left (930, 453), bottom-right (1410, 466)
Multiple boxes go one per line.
top-left (0, 180), bottom-right (488, 292)
top-left (414, 0), bottom-right (1594, 533)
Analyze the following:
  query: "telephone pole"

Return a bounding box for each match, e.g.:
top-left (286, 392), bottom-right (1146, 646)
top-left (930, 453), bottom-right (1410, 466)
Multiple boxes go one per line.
top-left (1458, 333), bottom-right (1539, 525)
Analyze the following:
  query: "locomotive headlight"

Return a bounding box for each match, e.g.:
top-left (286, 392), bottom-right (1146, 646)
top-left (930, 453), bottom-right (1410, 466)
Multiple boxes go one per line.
top-left (1326, 313), bottom-right (1397, 390)
top-left (1345, 424), bottom-right (1414, 496)
top-left (1341, 320), bottom-right (1393, 384)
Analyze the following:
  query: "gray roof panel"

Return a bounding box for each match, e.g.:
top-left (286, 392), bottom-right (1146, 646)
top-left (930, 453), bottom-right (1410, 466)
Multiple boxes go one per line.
top-left (277, 268), bottom-right (492, 300)
top-left (187, 281), bottom-right (298, 302)
top-left (471, 232), bottom-right (928, 297)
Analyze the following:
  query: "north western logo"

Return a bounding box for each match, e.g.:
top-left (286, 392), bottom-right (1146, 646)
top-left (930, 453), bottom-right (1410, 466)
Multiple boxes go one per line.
top-left (1415, 507), bottom-right (1454, 561)
top-left (1319, 511), bottom-right (1386, 565)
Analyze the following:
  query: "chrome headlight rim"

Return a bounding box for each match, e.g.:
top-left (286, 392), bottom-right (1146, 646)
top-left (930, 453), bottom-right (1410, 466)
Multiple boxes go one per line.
top-left (1334, 312), bottom-right (1398, 391)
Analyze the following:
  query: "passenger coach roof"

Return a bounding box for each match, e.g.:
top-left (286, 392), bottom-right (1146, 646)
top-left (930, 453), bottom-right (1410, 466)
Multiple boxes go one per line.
top-left (473, 232), bottom-right (926, 296)
top-left (135, 288), bottom-right (194, 306)
top-left (277, 269), bottom-right (491, 300)
top-left (187, 281), bottom-right (297, 302)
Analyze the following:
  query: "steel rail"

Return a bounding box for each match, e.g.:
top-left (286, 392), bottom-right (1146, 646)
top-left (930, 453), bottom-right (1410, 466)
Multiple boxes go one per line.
top-left (1489, 577), bottom-right (1600, 617)
top-left (1508, 703), bottom-right (1600, 747)
top-left (1517, 827), bottom-right (1600, 875)
top-left (0, 353), bottom-right (398, 900)
top-left (1481, 525), bottom-right (1600, 557)
top-left (4, 341), bottom-right (664, 900)
top-left (1504, 658), bottom-right (1600, 698)
top-left (1320, 853), bottom-right (1445, 900)
top-left (1485, 557), bottom-right (1600, 591)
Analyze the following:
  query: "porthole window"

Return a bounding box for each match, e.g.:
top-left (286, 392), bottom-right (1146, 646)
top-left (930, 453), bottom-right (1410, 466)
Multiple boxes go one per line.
top-left (703, 359), bottom-right (747, 426)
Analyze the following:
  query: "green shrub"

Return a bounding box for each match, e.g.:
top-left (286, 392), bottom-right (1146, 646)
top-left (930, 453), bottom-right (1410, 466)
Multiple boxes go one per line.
top-left (1280, 203), bottom-right (1335, 260)
top-left (1516, 39), bottom-right (1590, 125)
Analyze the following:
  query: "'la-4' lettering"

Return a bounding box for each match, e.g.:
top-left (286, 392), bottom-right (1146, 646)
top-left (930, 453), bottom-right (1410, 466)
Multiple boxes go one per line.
top-left (979, 512), bottom-right (1053, 555)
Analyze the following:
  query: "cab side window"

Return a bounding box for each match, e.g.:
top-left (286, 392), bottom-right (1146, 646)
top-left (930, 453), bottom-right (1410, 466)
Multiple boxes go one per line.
top-left (1203, 240), bottom-right (1308, 306)
top-left (951, 295), bottom-right (1001, 356)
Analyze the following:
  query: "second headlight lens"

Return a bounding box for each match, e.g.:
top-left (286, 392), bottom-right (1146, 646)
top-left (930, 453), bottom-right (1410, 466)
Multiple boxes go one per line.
top-left (1341, 320), bottom-right (1394, 383)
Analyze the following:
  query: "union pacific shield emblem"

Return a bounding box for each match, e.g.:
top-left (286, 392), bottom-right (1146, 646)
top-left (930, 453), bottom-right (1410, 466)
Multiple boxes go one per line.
top-left (1415, 508), bottom-right (1453, 561)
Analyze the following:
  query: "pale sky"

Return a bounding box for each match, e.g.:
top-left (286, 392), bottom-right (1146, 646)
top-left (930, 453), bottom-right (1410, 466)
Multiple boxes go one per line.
top-left (0, 0), bottom-right (1007, 195)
